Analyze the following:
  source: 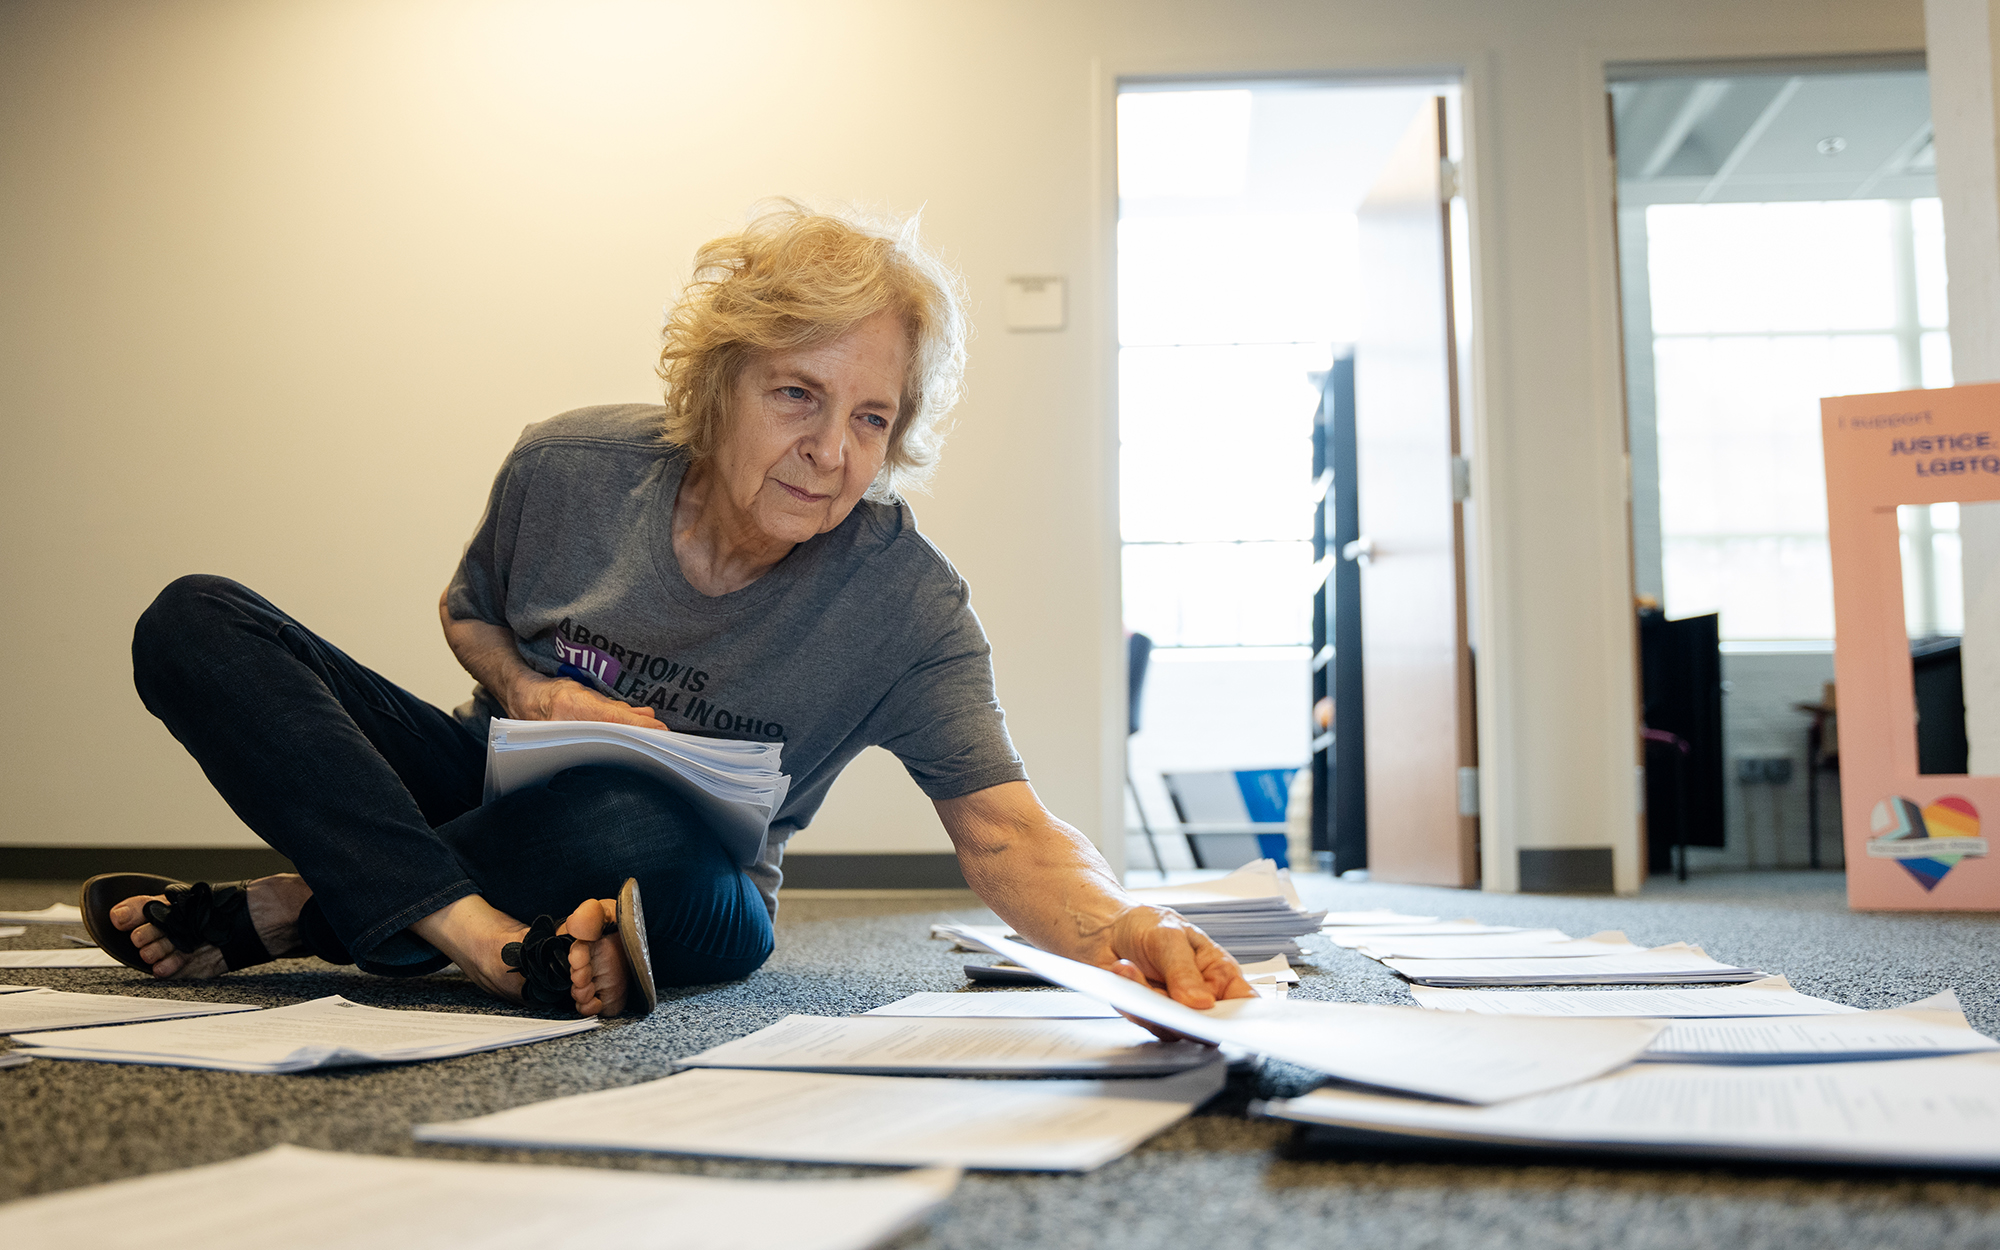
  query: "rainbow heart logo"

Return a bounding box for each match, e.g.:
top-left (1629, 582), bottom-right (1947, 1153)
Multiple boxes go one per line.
top-left (1868, 795), bottom-right (1990, 891)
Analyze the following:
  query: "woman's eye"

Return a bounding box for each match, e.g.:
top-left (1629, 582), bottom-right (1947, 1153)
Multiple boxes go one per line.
top-left (862, 413), bottom-right (888, 429)
top-left (779, 386), bottom-right (809, 401)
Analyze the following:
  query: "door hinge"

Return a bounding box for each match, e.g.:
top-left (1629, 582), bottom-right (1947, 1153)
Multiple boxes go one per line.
top-left (1458, 766), bottom-right (1480, 817)
top-left (1451, 455), bottom-right (1472, 502)
top-left (1440, 157), bottom-right (1461, 201)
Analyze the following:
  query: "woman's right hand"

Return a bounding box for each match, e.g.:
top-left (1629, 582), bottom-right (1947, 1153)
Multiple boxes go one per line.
top-left (512, 671), bottom-right (661, 728)
top-left (439, 594), bottom-right (661, 730)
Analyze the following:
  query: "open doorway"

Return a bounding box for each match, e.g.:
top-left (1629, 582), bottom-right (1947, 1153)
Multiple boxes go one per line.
top-left (1116, 78), bottom-right (1471, 881)
top-left (1612, 58), bottom-right (1942, 874)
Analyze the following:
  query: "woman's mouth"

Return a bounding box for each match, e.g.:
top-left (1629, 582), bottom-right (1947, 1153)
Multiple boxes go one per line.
top-left (775, 480), bottom-right (827, 503)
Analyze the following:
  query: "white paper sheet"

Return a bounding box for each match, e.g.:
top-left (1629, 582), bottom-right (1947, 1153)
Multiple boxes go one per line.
top-left (0, 984), bottom-right (38, 994)
top-left (0, 1053), bottom-right (30, 1069)
top-left (11, 994), bottom-right (597, 1071)
top-left (0, 903), bottom-right (83, 925)
top-left (1644, 991), bottom-right (2000, 1062)
top-left (0, 927), bottom-right (23, 939)
top-left (0, 948), bottom-right (122, 968)
top-left (417, 1062), bottom-right (1227, 1172)
top-left (1381, 943), bottom-right (1765, 986)
top-left (0, 1144), bottom-right (958, 1249)
top-left (863, 991), bottom-right (1122, 1019)
top-left (1324, 923), bottom-right (1532, 947)
top-left (680, 1013), bottom-right (1217, 1075)
top-left (1260, 1051), bottom-right (2000, 1169)
top-left (932, 925), bottom-right (1664, 1104)
top-left (1240, 953), bottom-right (1300, 984)
top-left (1356, 931), bottom-right (1641, 961)
top-left (1321, 910), bottom-right (1439, 927)
top-left (1408, 977), bottom-right (1860, 1017)
top-left (0, 988), bottom-right (261, 1033)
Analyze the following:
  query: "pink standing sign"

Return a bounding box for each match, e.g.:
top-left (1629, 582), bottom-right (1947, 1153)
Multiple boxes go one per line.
top-left (1823, 383), bottom-right (1998, 911)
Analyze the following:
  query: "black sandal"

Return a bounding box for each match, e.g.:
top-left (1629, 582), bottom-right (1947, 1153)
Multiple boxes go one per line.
top-left (499, 878), bottom-right (657, 1016)
top-left (79, 873), bottom-right (294, 974)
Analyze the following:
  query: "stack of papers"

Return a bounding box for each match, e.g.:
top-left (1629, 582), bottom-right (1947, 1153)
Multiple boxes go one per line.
top-left (0, 948), bottom-right (122, 968)
top-left (1409, 976), bottom-right (1859, 1017)
top-left (485, 718), bottom-right (789, 867)
top-left (0, 903), bottom-right (84, 925)
top-left (417, 1063), bottom-right (1226, 1172)
top-left (1123, 860), bottom-right (1328, 960)
top-left (938, 926), bottom-right (1664, 1103)
top-left (0, 1144), bottom-right (959, 1249)
top-left (1381, 943), bottom-right (1766, 987)
top-left (678, 1013), bottom-right (1217, 1076)
top-left (0, 989), bottom-right (259, 1033)
top-left (1642, 991), bottom-right (2000, 1063)
top-left (1259, 1051), bottom-right (2000, 1170)
top-left (10, 994), bottom-right (597, 1071)
top-left (0, 927), bottom-right (22, 939)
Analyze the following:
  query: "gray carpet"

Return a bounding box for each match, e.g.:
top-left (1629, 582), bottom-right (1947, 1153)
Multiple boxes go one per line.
top-left (4, 870), bottom-right (2000, 1249)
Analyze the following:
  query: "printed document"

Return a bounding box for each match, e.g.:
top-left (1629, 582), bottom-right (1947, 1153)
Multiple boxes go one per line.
top-left (1355, 931), bottom-right (1640, 960)
top-left (417, 1062), bottom-right (1227, 1172)
top-left (933, 925), bottom-right (1662, 1104)
top-left (0, 1144), bottom-right (958, 1250)
top-left (0, 948), bottom-right (122, 968)
top-left (1322, 910), bottom-right (1439, 927)
top-left (1260, 1051), bottom-right (2000, 1169)
top-left (1409, 976), bottom-right (1858, 1017)
top-left (1324, 922), bottom-right (1531, 946)
top-left (0, 903), bottom-right (84, 925)
top-left (10, 994), bottom-right (596, 1071)
top-left (0, 988), bottom-right (259, 1033)
top-left (1381, 943), bottom-right (1764, 986)
top-left (679, 1013), bottom-right (1217, 1076)
top-left (1643, 990), bottom-right (2000, 1062)
top-left (863, 991), bottom-right (1122, 1019)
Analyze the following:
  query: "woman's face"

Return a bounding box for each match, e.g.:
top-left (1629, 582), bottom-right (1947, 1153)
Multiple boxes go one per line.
top-left (715, 310), bottom-right (911, 547)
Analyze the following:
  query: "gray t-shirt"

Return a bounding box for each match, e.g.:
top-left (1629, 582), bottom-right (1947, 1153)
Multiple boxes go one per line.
top-left (444, 404), bottom-right (1027, 912)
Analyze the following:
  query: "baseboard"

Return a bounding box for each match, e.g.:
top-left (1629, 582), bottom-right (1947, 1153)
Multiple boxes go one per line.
top-left (781, 853), bottom-right (967, 890)
top-left (0, 846), bottom-right (297, 882)
top-left (0, 846), bottom-right (963, 892)
top-left (1517, 847), bottom-right (1616, 894)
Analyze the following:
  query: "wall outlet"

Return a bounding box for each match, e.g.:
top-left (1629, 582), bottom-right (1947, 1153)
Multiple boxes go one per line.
top-left (1735, 756), bottom-right (1795, 785)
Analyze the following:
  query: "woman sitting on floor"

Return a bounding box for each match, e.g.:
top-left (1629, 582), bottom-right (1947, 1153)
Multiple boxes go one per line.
top-left (89, 202), bottom-right (1253, 1017)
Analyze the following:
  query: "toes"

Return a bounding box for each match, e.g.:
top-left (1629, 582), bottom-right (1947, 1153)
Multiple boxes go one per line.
top-left (109, 894), bottom-right (166, 932)
top-left (590, 934), bottom-right (628, 1017)
top-left (558, 898), bottom-right (613, 942)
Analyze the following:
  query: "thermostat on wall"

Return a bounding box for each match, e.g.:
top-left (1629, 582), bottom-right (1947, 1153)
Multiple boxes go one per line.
top-left (1004, 275), bottom-right (1066, 331)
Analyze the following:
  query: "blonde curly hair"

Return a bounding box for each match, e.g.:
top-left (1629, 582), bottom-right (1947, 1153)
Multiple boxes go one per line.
top-left (658, 201), bottom-right (969, 501)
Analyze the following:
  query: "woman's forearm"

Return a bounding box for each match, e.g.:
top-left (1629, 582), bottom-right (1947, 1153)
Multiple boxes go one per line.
top-left (438, 591), bottom-right (551, 718)
top-left (934, 781), bottom-right (1132, 962)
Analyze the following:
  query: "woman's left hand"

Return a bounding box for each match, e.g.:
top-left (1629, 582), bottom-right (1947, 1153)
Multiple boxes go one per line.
top-left (1101, 903), bottom-right (1254, 1009)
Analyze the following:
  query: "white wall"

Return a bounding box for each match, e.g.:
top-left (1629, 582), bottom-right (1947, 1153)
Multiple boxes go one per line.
top-left (0, 0), bottom-right (1926, 892)
top-left (1928, 0), bottom-right (2000, 774)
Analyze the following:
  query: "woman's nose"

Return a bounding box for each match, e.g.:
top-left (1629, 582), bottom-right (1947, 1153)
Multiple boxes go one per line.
top-left (799, 412), bottom-right (847, 468)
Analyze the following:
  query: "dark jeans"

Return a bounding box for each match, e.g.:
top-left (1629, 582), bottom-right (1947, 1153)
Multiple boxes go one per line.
top-left (130, 574), bottom-right (773, 985)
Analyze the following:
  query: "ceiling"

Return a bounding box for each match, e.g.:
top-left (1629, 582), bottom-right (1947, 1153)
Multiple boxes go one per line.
top-left (1611, 70), bottom-right (1935, 207)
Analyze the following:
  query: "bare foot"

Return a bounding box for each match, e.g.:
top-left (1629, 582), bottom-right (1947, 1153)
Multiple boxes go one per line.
top-left (559, 898), bottom-right (629, 1017)
top-left (107, 874), bottom-right (313, 979)
top-left (410, 895), bottom-right (627, 1017)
